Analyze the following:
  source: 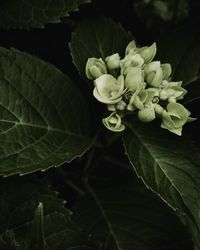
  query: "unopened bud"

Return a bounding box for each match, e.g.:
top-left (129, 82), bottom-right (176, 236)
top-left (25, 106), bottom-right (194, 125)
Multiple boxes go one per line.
top-left (106, 53), bottom-right (120, 70)
top-left (86, 58), bottom-right (107, 80)
top-left (138, 42), bottom-right (157, 63)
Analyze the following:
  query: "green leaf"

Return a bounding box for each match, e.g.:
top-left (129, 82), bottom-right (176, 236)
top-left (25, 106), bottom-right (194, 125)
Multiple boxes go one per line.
top-left (0, 48), bottom-right (93, 176)
top-left (0, 177), bottom-right (97, 250)
top-left (0, 0), bottom-right (91, 29)
top-left (70, 17), bottom-right (133, 78)
top-left (29, 202), bottom-right (46, 250)
top-left (73, 181), bottom-right (192, 250)
top-left (157, 23), bottom-right (200, 104)
top-left (123, 121), bottom-right (200, 242)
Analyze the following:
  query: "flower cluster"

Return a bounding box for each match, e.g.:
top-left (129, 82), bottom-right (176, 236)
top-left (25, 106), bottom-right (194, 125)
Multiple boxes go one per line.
top-left (85, 41), bottom-right (195, 136)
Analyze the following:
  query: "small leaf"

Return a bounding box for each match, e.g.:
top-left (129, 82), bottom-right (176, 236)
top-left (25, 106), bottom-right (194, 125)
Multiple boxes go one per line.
top-left (123, 121), bottom-right (200, 242)
top-left (0, 177), bottom-right (97, 250)
top-left (73, 181), bottom-right (192, 250)
top-left (0, 0), bottom-right (91, 29)
top-left (29, 202), bottom-right (46, 250)
top-left (157, 23), bottom-right (200, 104)
top-left (0, 48), bottom-right (93, 176)
top-left (70, 17), bottom-right (133, 78)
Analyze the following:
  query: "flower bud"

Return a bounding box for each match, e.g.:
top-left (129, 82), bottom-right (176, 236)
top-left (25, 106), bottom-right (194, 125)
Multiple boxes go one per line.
top-left (102, 112), bottom-right (125, 132)
top-left (125, 41), bottom-right (137, 55)
top-left (161, 103), bottom-right (190, 136)
top-left (125, 67), bottom-right (143, 92)
top-left (161, 64), bottom-right (172, 80)
top-left (138, 104), bottom-right (156, 122)
top-left (121, 54), bottom-right (144, 75)
top-left (168, 81), bottom-right (182, 87)
top-left (106, 53), bottom-right (120, 70)
top-left (116, 100), bottom-right (127, 111)
top-left (127, 94), bottom-right (143, 111)
top-left (159, 89), bottom-right (169, 100)
top-left (93, 74), bottom-right (125, 104)
top-left (171, 86), bottom-right (187, 100)
top-left (154, 104), bottom-right (164, 115)
top-left (160, 86), bottom-right (187, 102)
top-left (145, 61), bottom-right (163, 87)
top-left (86, 58), bottom-right (107, 80)
top-left (137, 42), bottom-right (157, 63)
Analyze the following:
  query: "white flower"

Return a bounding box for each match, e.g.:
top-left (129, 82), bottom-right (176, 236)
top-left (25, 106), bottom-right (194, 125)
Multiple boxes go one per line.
top-left (120, 54), bottom-right (144, 75)
top-left (106, 53), bottom-right (120, 70)
top-left (102, 112), bottom-right (125, 132)
top-left (161, 103), bottom-right (191, 136)
top-left (161, 64), bottom-right (172, 80)
top-left (144, 61), bottom-right (163, 87)
top-left (86, 58), bottom-right (107, 80)
top-left (93, 74), bottom-right (125, 104)
top-left (137, 42), bottom-right (157, 63)
top-left (127, 88), bottom-right (156, 111)
top-left (124, 67), bottom-right (144, 92)
top-left (125, 41), bottom-right (137, 55)
top-left (138, 103), bottom-right (156, 122)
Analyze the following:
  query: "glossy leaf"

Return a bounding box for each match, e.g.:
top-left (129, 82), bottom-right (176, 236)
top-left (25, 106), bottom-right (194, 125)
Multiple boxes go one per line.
top-left (0, 0), bottom-right (91, 29)
top-left (123, 121), bottom-right (200, 241)
top-left (73, 182), bottom-right (192, 250)
top-left (0, 48), bottom-right (93, 176)
top-left (0, 177), bottom-right (97, 250)
top-left (70, 17), bottom-right (133, 78)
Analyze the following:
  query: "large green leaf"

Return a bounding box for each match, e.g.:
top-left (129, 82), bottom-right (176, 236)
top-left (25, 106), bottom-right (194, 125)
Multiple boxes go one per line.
top-left (0, 48), bottom-right (93, 176)
top-left (70, 17), bottom-right (133, 78)
top-left (73, 181), bottom-right (192, 250)
top-left (123, 121), bottom-right (200, 243)
top-left (157, 23), bottom-right (200, 104)
top-left (0, 0), bottom-right (91, 29)
top-left (0, 177), bottom-right (97, 250)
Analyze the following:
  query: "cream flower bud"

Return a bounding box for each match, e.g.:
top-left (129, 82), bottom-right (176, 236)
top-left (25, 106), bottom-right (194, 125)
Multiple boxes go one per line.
top-left (93, 74), bottom-right (125, 104)
top-left (168, 81), bottom-right (182, 87)
top-left (106, 53), bottom-right (120, 70)
top-left (137, 42), bottom-right (157, 63)
top-left (86, 58), bottom-right (107, 80)
top-left (116, 100), bottom-right (127, 111)
top-left (160, 86), bottom-right (187, 102)
top-left (127, 88), bottom-right (155, 111)
top-left (161, 64), bottom-right (172, 80)
top-left (102, 112), bottom-right (125, 132)
top-left (161, 103), bottom-right (190, 136)
top-left (120, 54), bottom-right (144, 75)
top-left (125, 41), bottom-right (137, 55)
top-left (145, 61), bottom-right (163, 87)
top-left (125, 67), bottom-right (143, 92)
top-left (138, 104), bottom-right (156, 122)
top-left (154, 104), bottom-right (164, 115)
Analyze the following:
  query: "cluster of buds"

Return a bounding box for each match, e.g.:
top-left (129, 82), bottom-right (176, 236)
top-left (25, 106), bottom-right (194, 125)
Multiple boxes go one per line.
top-left (85, 41), bottom-right (195, 136)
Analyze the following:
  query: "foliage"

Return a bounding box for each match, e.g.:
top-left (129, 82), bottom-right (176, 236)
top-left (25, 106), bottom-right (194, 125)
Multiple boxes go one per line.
top-left (0, 0), bottom-right (199, 249)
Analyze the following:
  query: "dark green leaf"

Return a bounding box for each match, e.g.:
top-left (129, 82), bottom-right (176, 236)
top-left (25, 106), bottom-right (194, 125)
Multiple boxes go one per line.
top-left (123, 121), bottom-right (200, 244)
top-left (70, 17), bottom-right (133, 78)
top-left (29, 203), bottom-right (46, 250)
top-left (0, 48), bottom-right (93, 176)
top-left (157, 23), bottom-right (200, 104)
top-left (73, 181), bottom-right (192, 250)
top-left (0, 177), bottom-right (97, 250)
top-left (0, 0), bottom-right (91, 29)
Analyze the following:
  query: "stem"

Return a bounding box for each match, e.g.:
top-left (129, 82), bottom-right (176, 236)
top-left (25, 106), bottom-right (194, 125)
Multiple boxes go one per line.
top-left (103, 155), bottom-right (131, 170)
top-left (65, 179), bottom-right (85, 196)
top-left (56, 168), bottom-right (85, 196)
